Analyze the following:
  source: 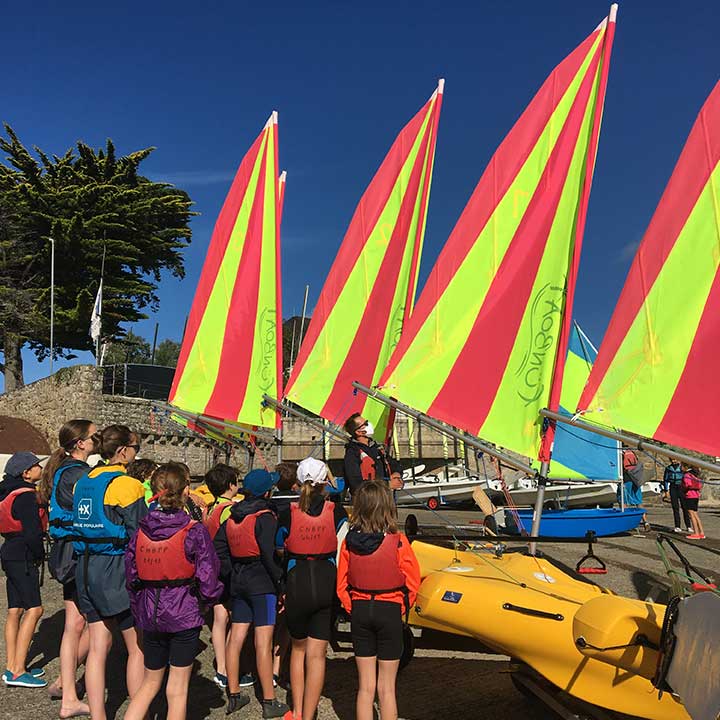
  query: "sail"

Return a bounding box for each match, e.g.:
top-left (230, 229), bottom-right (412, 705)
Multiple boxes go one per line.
top-left (541, 323), bottom-right (621, 480)
top-left (578, 81), bottom-right (720, 458)
top-left (284, 81), bottom-right (444, 431)
top-left (169, 112), bottom-right (282, 429)
top-left (379, 10), bottom-right (616, 459)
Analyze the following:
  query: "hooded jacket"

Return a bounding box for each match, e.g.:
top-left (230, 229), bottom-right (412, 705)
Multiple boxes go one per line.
top-left (125, 508), bottom-right (223, 632)
top-left (0, 475), bottom-right (44, 565)
top-left (336, 528), bottom-right (420, 614)
top-left (214, 495), bottom-right (282, 596)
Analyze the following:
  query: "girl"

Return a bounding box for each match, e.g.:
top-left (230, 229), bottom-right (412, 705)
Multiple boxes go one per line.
top-left (71, 424), bottom-right (147, 720)
top-left (0, 452), bottom-right (46, 689)
top-left (202, 463), bottom-right (241, 688)
top-left (127, 458), bottom-right (159, 506)
top-left (683, 467), bottom-right (706, 540)
top-left (214, 468), bottom-right (289, 718)
top-left (277, 457), bottom-right (347, 720)
top-left (337, 481), bottom-right (420, 720)
top-left (124, 463), bottom-right (224, 720)
top-left (39, 420), bottom-right (98, 716)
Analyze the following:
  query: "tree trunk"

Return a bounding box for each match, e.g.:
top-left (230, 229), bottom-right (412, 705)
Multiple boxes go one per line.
top-left (3, 333), bottom-right (24, 392)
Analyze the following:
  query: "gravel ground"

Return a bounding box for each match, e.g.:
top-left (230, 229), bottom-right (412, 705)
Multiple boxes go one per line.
top-left (0, 500), bottom-right (717, 720)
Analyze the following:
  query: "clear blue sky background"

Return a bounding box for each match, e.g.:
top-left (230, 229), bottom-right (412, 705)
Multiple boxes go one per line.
top-left (1, 0), bottom-right (718, 390)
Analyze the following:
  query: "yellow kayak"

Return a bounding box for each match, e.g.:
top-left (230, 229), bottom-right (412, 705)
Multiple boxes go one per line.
top-left (410, 541), bottom-right (689, 720)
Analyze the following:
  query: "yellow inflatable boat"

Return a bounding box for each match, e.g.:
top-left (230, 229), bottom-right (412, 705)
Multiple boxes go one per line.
top-left (410, 541), bottom-right (691, 720)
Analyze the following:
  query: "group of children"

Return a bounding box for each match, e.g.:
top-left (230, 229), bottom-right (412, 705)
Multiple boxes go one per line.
top-left (0, 418), bottom-right (420, 720)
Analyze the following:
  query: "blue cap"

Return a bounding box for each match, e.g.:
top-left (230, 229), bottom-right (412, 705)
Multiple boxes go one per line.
top-left (242, 468), bottom-right (279, 497)
top-left (4, 452), bottom-right (42, 479)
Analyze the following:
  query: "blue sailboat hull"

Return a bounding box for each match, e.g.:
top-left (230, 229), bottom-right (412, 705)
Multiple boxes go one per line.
top-left (505, 507), bottom-right (645, 538)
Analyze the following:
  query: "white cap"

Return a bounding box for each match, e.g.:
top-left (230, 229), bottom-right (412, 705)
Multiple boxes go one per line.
top-left (296, 457), bottom-right (328, 486)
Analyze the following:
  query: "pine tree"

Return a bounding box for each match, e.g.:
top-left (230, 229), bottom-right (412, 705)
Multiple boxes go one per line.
top-left (0, 124), bottom-right (194, 390)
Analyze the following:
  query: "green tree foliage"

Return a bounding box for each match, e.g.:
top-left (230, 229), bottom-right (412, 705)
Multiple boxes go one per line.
top-left (0, 124), bottom-right (194, 391)
top-left (282, 315), bottom-right (310, 379)
top-left (153, 338), bottom-right (181, 367)
top-left (103, 330), bottom-right (152, 365)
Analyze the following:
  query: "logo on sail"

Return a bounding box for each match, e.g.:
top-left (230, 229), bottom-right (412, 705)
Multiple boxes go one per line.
top-left (515, 282), bottom-right (565, 406)
top-left (255, 306), bottom-right (276, 393)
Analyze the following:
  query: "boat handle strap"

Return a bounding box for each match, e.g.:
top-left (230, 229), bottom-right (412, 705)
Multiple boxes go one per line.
top-left (575, 633), bottom-right (659, 652)
top-left (502, 603), bottom-right (563, 621)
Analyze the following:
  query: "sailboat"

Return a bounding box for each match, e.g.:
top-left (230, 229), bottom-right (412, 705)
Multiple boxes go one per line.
top-left (353, 6), bottom-right (713, 718)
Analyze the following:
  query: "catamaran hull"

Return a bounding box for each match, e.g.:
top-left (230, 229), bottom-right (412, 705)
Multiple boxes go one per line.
top-left (501, 482), bottom-right (618, 509)
top-left (410, 542), bottom-right (689, 720)
top-left (505, 507), bottom-right (645, 537)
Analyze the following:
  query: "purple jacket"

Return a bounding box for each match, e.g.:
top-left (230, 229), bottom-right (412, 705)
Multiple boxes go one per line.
top-left (125, 508), bottom-right (223, 632)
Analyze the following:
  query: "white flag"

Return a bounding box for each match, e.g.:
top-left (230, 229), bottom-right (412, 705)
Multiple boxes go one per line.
top-left (90, 280), bottom-right (102, 343)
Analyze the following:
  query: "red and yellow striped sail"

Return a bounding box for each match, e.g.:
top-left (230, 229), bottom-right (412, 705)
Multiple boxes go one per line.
top-left (169, 112), bottom-right (282, 429)
top-left (284, 82), bottom-right (443, 431)
top-left (379, 11), bottom-right (616, 459)
top-left (578, 81), bottom-right (720, 457)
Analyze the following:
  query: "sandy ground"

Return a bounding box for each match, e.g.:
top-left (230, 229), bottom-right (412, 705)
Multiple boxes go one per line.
top-left (0, 500), bottom-right (718, 720)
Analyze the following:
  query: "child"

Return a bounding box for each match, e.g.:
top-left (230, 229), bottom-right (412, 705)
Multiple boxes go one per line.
top-left (72, 424), bottom-right (147, 720)
top-left (214, 468), bottom-right (289, 717)
top-left (124, 463), bottom-right (224, 720)
top-left (202, 463), bottom-right (241, 688)
top-left (39, 420), bottom-right (98, 715)
top-left (127, 458), bottom-right (159, 506)
top-left (0, 452), bottom-right (47, 688)
top-left (337, 481), bottom-right (420, 720)
top-left (683, 466), bottom-right (706, 540)
top-left (278, 457), bottom-right (347, 720)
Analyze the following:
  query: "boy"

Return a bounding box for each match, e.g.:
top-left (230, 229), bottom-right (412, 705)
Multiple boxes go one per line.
top-left (0, 452), bottom-right (47, 687)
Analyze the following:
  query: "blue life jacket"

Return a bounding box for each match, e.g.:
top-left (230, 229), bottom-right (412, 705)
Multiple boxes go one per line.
top-left (666, 465), bottom-right (684, 486)
top-left (72, 470), bottom-right (128, 555)
top-left (48, 461), bottom-right (86, 540)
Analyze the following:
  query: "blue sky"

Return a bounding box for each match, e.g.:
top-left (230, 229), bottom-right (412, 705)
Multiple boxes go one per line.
top-left (2, 0), bottom-right (718, 390)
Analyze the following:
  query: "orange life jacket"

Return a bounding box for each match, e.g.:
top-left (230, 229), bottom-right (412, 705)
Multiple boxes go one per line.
top-left (0, 487), bottom-right (44, 535)
top-left (285, 501), bottom-right (337, 558)
top-left (204, 499), bottom-right (234, 541)
top-left (347, 533), bottom-right (405, 593)
top-left (136, 522), bottom-right (196, 586)
top-left (227, 509), bottom-right (273, 560)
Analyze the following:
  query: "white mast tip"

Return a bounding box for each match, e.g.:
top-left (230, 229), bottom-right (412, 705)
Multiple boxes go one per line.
top-left (609, 4), bottom-right (618, 23)
top-left (437, 78), bottom-right (445, 94)
top-left (279, 170), bottom-right (287, 182)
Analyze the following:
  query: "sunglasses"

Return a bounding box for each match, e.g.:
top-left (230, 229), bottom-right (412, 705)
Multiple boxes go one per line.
top-left (126, 444), bottom-right (141, 452)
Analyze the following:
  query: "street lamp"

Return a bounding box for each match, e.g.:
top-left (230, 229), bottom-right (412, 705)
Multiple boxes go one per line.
top-left (48, 236), bottom-right (55, 375)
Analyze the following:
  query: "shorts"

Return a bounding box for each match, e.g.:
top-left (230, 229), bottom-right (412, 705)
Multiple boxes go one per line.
top-left (144, 627), bottom-right (201, 670)
top-left (4, 562), bottom-right (41, 610)
top-left (351, 599), bottom-right (403, 661)
top-left (231, 592), bottom-right (276, 626)
top-left (285, 561), bottom-right (336, 641)
top-left (685, 497), bottom-right (699, 512)
top-left (85, 606), bottom-right (134, 631)
top-left (62, 580), bottom-right (79, 604)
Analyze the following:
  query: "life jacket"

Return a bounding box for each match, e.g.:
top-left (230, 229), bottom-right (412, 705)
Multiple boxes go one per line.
top-left (0, 487), bottom-right (41, 535)
top-left (48, 462), bottom-right (86, 540)
top-left (226, 508), bottom-right (273, 560)
top-left (72, 470), bottom-right (128, 555)
top-left (285, 501), bottom-right (337, 559)
top-left (204, 498), bottom-right (234, 540)
top-left (347, 533), bottom-right (406, 594)
top-left (135, 522), bottom-right (197, 587)
top-left (666, 465), bottom-right (685, 485)
top-left (682, 473), bottom-right (702, 492)
top-left (359, 451), bottom-right (376, 482)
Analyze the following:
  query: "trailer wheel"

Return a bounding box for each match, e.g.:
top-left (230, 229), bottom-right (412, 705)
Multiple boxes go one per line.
top-left (426, 496), bottom-right (440, 511)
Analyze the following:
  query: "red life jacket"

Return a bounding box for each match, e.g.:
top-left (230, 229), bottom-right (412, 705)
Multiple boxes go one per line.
top-left (348, 533), bottom-right (405, 593)
top-left (227, 509), bottom-right (273, 560)
top-left (285, 501), bottom-right (337, 558)
top-left (204, 499), bottom-right (234, 541)
top-left (0, 487), bottom-right (43, 535)
top-left (136, 522), bottom-right (196, 586)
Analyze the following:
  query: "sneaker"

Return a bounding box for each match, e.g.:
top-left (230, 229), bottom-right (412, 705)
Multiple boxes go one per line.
top-left (673, 527), bottom-right (683, 533)
top-left (3, 668), bottom-right (45, 683)
top-left (262, 699), bottom-right (290, 719)
top-left (5, 672), bottom-right (48, 688)
top-left (238, 673), bottom-right (255, 688)
top-left (687, 534), bottom-right (706, 540)
top-left (273, 673), bottom-right (279, 688)
top-left (225, 691), bottom-right (250, 715)
top-left (213, 672), bottom-right (228, 688)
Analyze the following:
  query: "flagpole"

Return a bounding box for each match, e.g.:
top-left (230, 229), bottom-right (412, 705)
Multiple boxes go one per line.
top-left (48, 236), bottom-right (55, 375)
top-left (96, 244), bottom-right (107, 366)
